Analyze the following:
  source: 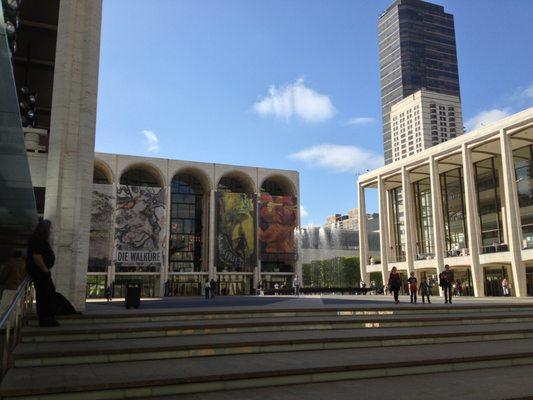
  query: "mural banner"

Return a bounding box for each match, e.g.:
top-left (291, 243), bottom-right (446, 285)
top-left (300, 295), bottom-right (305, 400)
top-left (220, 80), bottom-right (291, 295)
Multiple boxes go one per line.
top-left (114, 185), bottom-right (166, 267)
top-left (258, 194), bottom-right (298, 261)
top-left (216, 192), bottom-right (256, 272)
top-left (89, 184), bottom-right (115, 270)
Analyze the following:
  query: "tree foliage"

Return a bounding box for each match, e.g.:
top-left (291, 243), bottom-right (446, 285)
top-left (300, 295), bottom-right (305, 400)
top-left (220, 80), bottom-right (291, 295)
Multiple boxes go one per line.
top-left (302, 257), bottom-right (360, 288)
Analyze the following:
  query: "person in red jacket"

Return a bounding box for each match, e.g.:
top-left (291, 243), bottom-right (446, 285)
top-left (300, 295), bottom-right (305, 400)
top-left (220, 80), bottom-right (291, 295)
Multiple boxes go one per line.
top-left (388, 267), bottom-right (402, 304)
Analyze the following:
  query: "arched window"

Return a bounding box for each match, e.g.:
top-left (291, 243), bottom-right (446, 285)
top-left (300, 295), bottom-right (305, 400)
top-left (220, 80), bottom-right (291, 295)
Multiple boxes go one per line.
top-left (169, 173), bottom-right (204, 272)
top-left (261, 176), bottom-right (295, 197)
top-left (93, 165), bottom-right (110, 184)
top-left (218, 177), bottom-right (247, 193)
top-left (261, 179), bottom-right (285, 196)
top-left (120, 167), bottom-right (160, 187)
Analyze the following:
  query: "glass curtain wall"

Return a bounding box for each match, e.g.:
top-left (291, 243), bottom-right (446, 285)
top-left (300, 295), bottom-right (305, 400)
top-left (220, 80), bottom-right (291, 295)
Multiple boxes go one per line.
top-left (413, 178), bottom-right (434, 259)
top-left (440, 168), bottom-right (468, 256)
top-left (169, 174), bottom-right (204, 272)
top-left (474, 158), bottom-right (504, 252)
top-left (513, 145), bottom-right (533, 249)
top-left (390, 187), bottom-right (406, 262)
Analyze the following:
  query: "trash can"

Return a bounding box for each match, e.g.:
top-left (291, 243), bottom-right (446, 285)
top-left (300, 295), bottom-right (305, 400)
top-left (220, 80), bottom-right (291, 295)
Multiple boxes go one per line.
top-left (125, 281), bottom-right (141, 309)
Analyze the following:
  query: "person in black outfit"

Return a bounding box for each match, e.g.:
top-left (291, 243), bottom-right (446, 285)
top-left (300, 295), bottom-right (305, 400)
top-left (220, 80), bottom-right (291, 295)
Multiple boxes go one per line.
top-left (440, 264), bottom-right (454, 304)
top-left (26, 220), bottom-right (59, 327)
top-left (210, 278), bottom-right (216, 299)
top-left (419, 278), bottom-right (432, 304)
top-left (407, 271), bottom-right (418, 304)
top-left (388, 266), bottom-right (402, 304)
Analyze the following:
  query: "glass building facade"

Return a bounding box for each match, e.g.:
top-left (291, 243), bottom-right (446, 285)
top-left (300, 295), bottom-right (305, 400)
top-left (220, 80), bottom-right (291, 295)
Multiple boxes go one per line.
top-left (169, 174), bottom-right (204, 273)
top-left (474, 158), bottom-right (504, 251)
top-left (513, 146), bottom-right (533, 249)
top-left (440, 168), bottom-right (467, 256)
top-left (378, 0), bottom-right (461, 164)
top-left (390, 187), bottom-right (406, 262)
top-left (414, 178), bottom-right (434, 257)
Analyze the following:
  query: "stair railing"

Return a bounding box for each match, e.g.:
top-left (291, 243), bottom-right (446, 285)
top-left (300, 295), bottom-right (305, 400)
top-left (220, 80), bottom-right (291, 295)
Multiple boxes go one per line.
top-left (0, 277), bottom-right (33, 379)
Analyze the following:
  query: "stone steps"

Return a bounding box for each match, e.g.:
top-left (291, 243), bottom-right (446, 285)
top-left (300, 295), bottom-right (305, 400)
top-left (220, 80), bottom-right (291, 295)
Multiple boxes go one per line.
top-left (4, 305), bottom-right (533, 399)
top-left (20, 311), bottom-right (533, 343)
top-left (26, 304), bottom-right (533, 326)
top-left (154, 364), bottom-right (533, 400)
top-left (14, 322), bottom-right (533, 367)
top-left (2, 339), bottom-right (533, 399)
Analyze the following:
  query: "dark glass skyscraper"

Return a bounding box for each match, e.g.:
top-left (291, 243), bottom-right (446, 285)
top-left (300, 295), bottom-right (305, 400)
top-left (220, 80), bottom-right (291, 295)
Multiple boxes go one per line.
top-left (379, 0), bottom-right (461, 164)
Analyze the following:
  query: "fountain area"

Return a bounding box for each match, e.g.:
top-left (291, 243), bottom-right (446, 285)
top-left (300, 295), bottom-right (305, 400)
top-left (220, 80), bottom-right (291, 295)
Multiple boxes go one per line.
top-left (295, 222), bottom-right (380, 288)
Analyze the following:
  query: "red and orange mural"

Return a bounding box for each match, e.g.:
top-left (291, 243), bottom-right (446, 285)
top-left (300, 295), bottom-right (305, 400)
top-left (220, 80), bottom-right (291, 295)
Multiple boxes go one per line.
top-left (258, 194), bottom-right (298, 261)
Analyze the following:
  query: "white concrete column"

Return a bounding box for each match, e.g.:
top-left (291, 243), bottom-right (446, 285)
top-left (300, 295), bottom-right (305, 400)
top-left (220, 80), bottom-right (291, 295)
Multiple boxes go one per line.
top-left (208, 189), bottom-right (216, 280)
top-left (44, 0), bottom-right (102, 311)
top-left (461, 144), bottom-right (484, 297)
top-left (159, 186), bottom-right (171, 296)
top-left (378, 176), bottom-right (389, 285)
top-left (429, 156), bottom-right (445, 296)
top-left (499, 129), bottom-right (527, 296)
top-left (357, 183), bottom-right (369, 282)
top-left (254, 192), bottom-right (261, 292)
top-left (401, 167), bottom-right (415, 273)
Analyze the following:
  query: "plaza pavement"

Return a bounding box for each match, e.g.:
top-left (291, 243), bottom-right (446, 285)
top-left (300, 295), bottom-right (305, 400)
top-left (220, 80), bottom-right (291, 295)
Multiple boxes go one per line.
top-left (86, 293), bottom-right (533, 314)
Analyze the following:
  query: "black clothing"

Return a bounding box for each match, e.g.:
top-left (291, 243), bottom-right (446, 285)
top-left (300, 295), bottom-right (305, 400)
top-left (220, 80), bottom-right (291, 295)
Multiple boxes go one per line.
top-left (53, 291), bottom-right (78, 315)
top-left (389, 272), bottom-right (402, 304)
top-left (419, 281), bottom-right (431, 294)
top-left (210, 280), bottom-right (216, 299)
top-left (443, 285), bottom-right (452, 303)
top-left (27, 237), bottom-right (55, 280)
top-left (439, 270), bottom-right (454, 304)
top-left (27, 237), bottom-right (57, 324)
top-left (420, 281), bottom-right (431, 304)
top-left (410, 291), bottom-right (417, 303)
top-left (33, 276), bottom-right (55, 324)
top-left (388, 272), bottom-right (402, 290)
top-left (392, 288), bottom-right (399, 303)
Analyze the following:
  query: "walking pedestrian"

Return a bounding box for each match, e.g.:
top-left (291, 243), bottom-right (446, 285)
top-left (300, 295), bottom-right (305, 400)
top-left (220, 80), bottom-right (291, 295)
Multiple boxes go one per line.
top-left (502, 277), bottom-right (510, 296)
top-left (210, 278), bottom-right (216, 299)
top-left (407, 271), bottom-right (418, 304)
top-left (204, 279), bottom-right (211, 299)
top-left (292, 274), bottom-right (300, 296)
top-left (26, 220), bottom-right (60, 327)
top-left (105, 285), bottom-right (112, 302)
top-left (388, 267), bottom-right (402, 304)
top-left (439, 264), bottom-right (454, 304)
top-left (419, 278), bottom-right (432, 304)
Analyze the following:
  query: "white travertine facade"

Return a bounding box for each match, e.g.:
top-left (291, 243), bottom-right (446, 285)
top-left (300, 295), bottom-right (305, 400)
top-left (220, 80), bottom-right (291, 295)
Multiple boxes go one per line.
top-left (359, 108), bottom-right (533, 297)
top-left (28, 149), bottom-right (300, 299)
top-left (43, 1), bottom-right (102, 310)
top-left (391, 89), bottom-right (463, 162)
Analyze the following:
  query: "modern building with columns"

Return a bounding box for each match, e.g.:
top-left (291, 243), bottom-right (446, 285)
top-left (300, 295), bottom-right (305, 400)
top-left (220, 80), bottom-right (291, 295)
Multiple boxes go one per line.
top-left (27, 149), bottom-right (300, 298)
top-left (358, 108), bottom-right (533, 297)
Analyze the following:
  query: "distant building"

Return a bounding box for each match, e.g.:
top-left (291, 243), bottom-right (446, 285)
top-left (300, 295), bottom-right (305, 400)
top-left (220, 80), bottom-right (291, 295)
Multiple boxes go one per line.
top-left (379, 0), bottom-right (461, 164)
top-left (324, 208), bottom-right (379, 231)
top-left (391, 89), bottom-right (463, 162)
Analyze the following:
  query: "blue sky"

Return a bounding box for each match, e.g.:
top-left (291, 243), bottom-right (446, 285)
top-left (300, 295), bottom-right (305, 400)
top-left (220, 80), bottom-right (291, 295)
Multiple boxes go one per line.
top-left (95, 0), bottom-right (533, 226)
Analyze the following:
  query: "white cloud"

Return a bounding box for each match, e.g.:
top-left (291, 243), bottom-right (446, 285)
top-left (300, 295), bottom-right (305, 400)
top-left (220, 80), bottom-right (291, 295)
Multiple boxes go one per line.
top-left (523, 85), bottom-right (533, 98)
top-left (141, 130), bottom-right (159, 152)
top-left (346, 117), bottom-right (375, 126)
top-left (253, 78), bottom-right (335, 123)
top-left (289, 144), bottom-right (384, 173)
top-left (300, 205), bottom-right (309, 218)
top-left (465, 109), bottom-right (511, 132)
